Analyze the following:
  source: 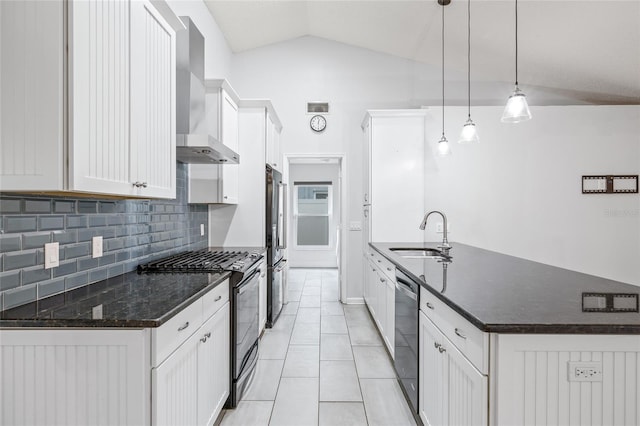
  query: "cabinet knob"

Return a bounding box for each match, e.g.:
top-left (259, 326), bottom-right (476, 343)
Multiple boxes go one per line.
top-left (224, 196), bottom-right (228, 199)
top-left (379, 278), bottom-right (385, 283)
top-left (386, 267), bottom-right (392, 271)
top-left (434, 342), bottom-right (441, 349)
top-left (426, 302), bottom-right (435, 310)
top-left (200, 336), bottom-right (208, 343)
top-left (438, 346), bottom-right (446, 353)
top-left (205, 332), bottom-right (211, 338)
top-left (141, 182), bottom-right (148, 188)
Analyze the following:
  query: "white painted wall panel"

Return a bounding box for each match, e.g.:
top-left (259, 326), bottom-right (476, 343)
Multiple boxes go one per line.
top-left (496, 334), bottom-right (640, 426)
top-left (0, 329), bottom-right (147, 426)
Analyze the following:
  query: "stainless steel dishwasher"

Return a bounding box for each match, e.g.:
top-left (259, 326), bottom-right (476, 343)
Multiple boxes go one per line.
top-left (394, 268), bottom-right (420, 416)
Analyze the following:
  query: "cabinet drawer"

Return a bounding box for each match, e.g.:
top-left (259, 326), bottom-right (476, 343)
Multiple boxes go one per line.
top-left (420, 287), bottom-right (488, 374)
top-left (367, 248), bottom-right (396, 281)
top-left (203, 279), bottom-right (230, 320)
top-left (153, 298), bottom-right (203, 367)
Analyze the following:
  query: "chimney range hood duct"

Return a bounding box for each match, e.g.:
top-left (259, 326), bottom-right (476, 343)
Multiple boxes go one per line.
top-left (175, 17), bottom-right (239, 164)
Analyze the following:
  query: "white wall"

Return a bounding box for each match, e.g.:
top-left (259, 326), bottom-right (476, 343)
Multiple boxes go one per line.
top-left (422, 105), bottom-right (640, 286)
top-left (166, 0), bottom-right (232, 79)
top-left (288, 163), bottom-right (340, 268)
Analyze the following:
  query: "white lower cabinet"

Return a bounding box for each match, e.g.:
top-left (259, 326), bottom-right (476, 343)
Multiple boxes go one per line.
top-left (0, 281), bottom-right (230, 426)
top-left (364, 252), bottom-right (395, 357)
top-left (419, 311), bottom-right (488, 426)
top-left (258, 260), bottom-right (268, 334)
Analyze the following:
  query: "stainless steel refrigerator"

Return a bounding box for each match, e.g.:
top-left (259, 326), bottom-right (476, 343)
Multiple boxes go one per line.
top-left (266, 165), bottom-right (288, 328)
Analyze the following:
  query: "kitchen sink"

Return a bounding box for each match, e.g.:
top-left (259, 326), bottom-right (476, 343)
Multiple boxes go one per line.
top-left (390, 248), bottom-right (445, 259)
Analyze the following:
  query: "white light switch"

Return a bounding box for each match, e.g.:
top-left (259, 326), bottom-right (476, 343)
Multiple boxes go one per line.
top-left (92, 236), bottom-right (103, 258)
top-left (44, 242), bottom-right (60, 269)
top-left (200, 224), bottom-right (205, 236)
top-left (436, 222), bottom-right (451, 233)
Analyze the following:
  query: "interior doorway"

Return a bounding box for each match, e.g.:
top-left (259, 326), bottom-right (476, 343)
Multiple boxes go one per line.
top-left (284, 154), bottom-right (346, 302)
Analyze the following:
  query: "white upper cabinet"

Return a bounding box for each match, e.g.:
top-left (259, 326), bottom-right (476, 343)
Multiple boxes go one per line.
top-left (188, 80), bottom-right (240, 204)
top-left (0, 0), bottom-right (178, 198)
top-left (362, 110), bottom-right (428, 244)
top-left (265, 111), bottom-right (283, 171)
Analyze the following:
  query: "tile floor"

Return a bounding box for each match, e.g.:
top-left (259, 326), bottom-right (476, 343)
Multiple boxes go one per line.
top-left (221, 268), bottom-right (416, 426)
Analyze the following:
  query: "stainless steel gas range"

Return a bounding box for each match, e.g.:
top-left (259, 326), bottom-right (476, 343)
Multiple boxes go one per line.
top-left (138, 248), bottom-right (264, 408)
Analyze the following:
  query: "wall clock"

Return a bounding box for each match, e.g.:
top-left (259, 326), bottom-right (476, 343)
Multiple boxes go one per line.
top-left (310, 115), bottom-right (327, 133)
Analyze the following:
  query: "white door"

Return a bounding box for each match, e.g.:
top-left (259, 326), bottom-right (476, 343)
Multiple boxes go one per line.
top-left (289, 163), bottom-right (340, 268)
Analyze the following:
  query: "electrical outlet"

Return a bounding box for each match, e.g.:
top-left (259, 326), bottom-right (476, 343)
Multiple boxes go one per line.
top-left (44, 242), bottom-right (60, 269)
top-left (436, 222), bottom-right (451, 233)
top-left (349, 221), bottom-right (362, 231)
top-left (568, 361), bottom-right (603, 382)
top-left (200, 224), bottom-right (205, 236)
top-left (92, 236), bottom-right (103, 258)
top-left (92, 304), bottom-right (103, 319)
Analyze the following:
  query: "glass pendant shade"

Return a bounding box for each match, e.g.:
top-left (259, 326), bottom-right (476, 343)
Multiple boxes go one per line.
top-left (437, 135), bottom-right (452, 157)
top-left (458, 118), bottom-right (479, 144)
top-left (502, 87), bottom-right (532, 123)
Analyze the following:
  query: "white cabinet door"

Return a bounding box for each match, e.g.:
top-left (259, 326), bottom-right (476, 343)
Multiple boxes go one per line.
top-left (0, 0), bottom-right (65, 191)
top-left (385, 277), bottom-right (395, 356)
top-left (69, 0), bottom-right (134, 196)
top-left (198, 302), bottom-right (230, 426)
top-left (220, 91), bottom-right (239, 204)
top-left (419, 311), bottom-right (488, 426)
top-left (446, 336), bottom-right (488, 426)
top-left (130, 0), bottom-right (176, 198)
top-left (153, 330), bottom-right (200, 426)
top-left (419, 311), bottom-right (448, 426)
top-left (375, 268), bottom-right (387, 338)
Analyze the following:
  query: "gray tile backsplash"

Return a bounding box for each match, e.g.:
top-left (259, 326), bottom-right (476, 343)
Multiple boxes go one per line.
top-left (0, 163), bottom-right (208, 310)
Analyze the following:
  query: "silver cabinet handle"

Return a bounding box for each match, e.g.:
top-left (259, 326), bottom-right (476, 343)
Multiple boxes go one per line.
top-left (224, 196), bottom-right (228, 199)
top-left (379, 277), bottom-right (385, 283)
top-left (141, 182), bottom-right (148, 188)
top-left (132, 181), bottom-right (148, 188)
top-left (386, 267), bottom-right (392, 271)
top-left (178, 322), bottom-right (189, 331)
top-left (214, 295), bottom-right (222, 302)
top-left (438, 346), bottom-right (446, 353)
top-left (434, 342), bottom-right (441, 349)
top-left (205, 332), bottom-right (211, 338)
top-left (370, 253), bottom-right (374, 256)
top-left (454, 328), bottom-right (467, 339)
top-left (200, 336), bottom-right (207, 343)
top-left (426, 302), bottom-right (435, 310)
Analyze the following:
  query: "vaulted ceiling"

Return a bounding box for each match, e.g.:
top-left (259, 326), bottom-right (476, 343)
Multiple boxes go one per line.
top-left (204, 0), bottom-right (640, 104)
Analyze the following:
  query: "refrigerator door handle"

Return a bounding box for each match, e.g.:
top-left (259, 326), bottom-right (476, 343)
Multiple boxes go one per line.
top-left (277, 183), bottom-right (288, 249)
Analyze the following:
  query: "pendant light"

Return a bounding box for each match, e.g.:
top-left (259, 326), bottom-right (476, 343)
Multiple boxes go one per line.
top-left (437, 0), bottom-right (452, 157)
top-left (458, 0), bottom-right (479, 143)
top-left (501, 0), bottom-right (532, 123)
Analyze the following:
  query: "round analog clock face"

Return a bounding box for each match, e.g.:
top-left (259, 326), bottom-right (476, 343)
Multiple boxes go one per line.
top-left (310, 115), bottom-right (327, 132)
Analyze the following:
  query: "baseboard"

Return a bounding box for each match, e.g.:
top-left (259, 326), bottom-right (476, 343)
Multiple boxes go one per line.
top-left (344, 297), bottom-right (365, 304)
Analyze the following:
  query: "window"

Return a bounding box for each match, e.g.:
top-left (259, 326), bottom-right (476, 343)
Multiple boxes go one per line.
top-left (294, 183), bottom-right (332, 247)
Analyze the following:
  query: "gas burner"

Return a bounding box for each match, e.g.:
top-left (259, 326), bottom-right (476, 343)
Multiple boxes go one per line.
top-left (138, 250), bottom-right (251, 274)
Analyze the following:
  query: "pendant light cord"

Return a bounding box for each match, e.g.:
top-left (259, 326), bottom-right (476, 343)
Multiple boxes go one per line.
top-left (515, 0), bottom-right (519, 86)
top-left (441, 1), bottom-right (445, 137)
top-left (467, 0), bottom-right (471, 119)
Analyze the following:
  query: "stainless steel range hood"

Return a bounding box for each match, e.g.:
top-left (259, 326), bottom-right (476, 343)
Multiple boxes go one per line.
top-left (175, 17), bottom-right (239, 164)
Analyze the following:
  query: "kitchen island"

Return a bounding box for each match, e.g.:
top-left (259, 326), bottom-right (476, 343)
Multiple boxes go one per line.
top-left (366, 242), bottom-right (640, 426)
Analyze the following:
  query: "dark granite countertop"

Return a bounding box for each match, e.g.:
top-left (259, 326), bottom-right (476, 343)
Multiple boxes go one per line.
top-left (371, 242), bottom-right (640, 334)
top-left (0, 271), bottom-right (230, 328)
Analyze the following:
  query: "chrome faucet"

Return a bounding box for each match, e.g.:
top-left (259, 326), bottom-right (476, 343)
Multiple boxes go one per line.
top-left (419, 210), bottom-right (451, 256)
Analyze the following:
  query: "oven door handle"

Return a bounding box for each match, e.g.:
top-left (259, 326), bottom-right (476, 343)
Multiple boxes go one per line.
top-left (395, 282), bottom-right (418, 301)
top-left (237, 269), bottom-right (260, 295)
